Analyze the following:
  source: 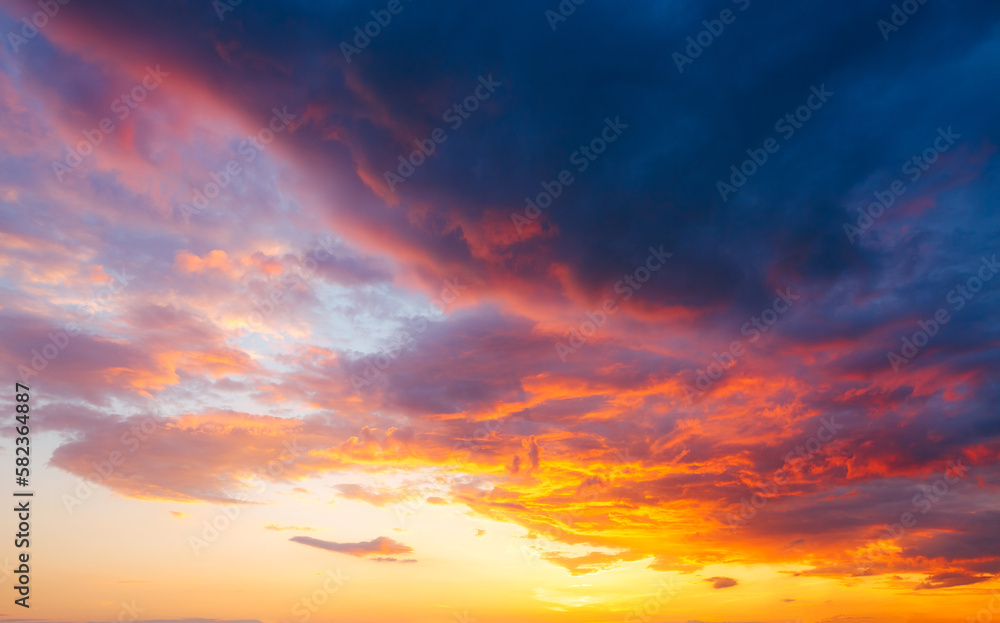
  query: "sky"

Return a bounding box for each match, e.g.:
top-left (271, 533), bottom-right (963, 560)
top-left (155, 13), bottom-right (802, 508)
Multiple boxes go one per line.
top-left (0, 0), bottom-right (999, 622)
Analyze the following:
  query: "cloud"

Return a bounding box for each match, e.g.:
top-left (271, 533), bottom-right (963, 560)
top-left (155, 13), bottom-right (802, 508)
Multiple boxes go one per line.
top-left (706, 577), bottom-right (739, 589)
top-left (2, 0), bottom-right (1000, 603)
top-left (916, 572), bottom-right (991, 590)
top-left (289, 536), bottom-right (414, 560)
top-left (542, 551), bottom-right (648, 576)
top-left (332, 484), bottom-right (414, 507)
top-left (47, 409), bottom-right (337, 503)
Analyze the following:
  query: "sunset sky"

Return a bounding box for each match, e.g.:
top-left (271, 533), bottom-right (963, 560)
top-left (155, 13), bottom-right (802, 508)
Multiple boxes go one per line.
top-left (0, 1), bottom-right (999, 622)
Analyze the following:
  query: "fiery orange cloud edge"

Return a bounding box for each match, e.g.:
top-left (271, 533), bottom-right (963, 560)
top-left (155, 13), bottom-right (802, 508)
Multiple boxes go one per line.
top-left (44, 357), bottom-right (996, 593)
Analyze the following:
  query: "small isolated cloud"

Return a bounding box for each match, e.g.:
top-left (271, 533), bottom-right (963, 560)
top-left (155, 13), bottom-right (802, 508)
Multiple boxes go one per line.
top-left (706, 576), bottom-right (739, 589)
top-left (475, 529), bottom-right (486, 537)
top-left (170, 511), bottom-right (190, 518)
top-left (289, 535), bottom-right (414, 560)
top-left (265, 524), bottom-right (317, 532)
